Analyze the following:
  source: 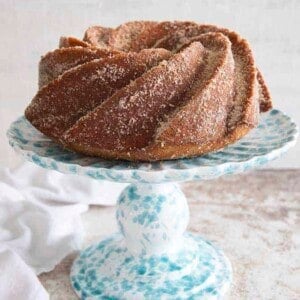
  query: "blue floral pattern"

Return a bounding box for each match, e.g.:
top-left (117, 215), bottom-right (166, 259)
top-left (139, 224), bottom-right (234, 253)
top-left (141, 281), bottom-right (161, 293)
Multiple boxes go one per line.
top-left (116, 183), bottom-right (189, 256)
top-left (70, 232), bottom-right (231, 300)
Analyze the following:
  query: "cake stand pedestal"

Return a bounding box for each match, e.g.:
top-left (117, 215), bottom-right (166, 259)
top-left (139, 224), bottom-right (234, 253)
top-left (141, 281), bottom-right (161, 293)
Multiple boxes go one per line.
top-left (7, 110), bottom-right (298, 299)
top-left (70, 182), bottom-right (231, 299)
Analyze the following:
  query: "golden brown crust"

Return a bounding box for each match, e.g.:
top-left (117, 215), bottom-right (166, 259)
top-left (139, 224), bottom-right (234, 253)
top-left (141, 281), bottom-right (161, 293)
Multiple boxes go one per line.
top-left (38, 47), bottom-right (121, 88)
top-left (83, 26), bottom-right (113, 48)
top-left (59, 36), bottom-right (90, 48)
top-left (108, 21), bottom-right (158, 51)
top-left (129, 21), bottom-right (201, 52)
top-left (81, 21), bottom-right (272, 114)
top-left (61, 124), bottom-right (252, 161)
top-left (155, 33), bottom-right (234, 145)
top-left (26, 49), bottom-right (171, 140)
top-left (257, 69), bottom-right (273, 112)
top-left (62, 43), bottom-right (205, 151)
top-left (25, 21), bottom-right (273, 162)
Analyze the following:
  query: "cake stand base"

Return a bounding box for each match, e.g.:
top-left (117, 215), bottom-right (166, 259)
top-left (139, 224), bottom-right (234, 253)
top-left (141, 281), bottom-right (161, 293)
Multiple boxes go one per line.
top-left (70, 183), bottom-right (232, 299)
top-left (71, 233), bottom-right (231, 299)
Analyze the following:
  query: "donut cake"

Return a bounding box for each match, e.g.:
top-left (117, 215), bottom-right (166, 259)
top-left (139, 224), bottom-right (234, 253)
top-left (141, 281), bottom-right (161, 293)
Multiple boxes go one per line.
top-left (25, 21), bottom-right (272, 161)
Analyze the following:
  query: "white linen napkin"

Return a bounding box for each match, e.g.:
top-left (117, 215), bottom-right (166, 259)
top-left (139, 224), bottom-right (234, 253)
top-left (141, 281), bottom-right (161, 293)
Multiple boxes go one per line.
top-left (0, 161), bottom-right (125, 299)
top-left (0, 248), bottom-right (49, 300)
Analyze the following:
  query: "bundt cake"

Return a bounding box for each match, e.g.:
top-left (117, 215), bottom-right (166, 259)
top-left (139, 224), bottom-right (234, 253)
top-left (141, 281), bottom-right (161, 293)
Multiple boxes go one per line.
top-left (25, 21), bottom-right (272, 161)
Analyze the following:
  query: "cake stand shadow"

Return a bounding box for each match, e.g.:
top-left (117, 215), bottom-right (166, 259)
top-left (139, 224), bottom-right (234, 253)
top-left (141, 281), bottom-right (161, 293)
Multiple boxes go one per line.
top-left (7, 109), bottom-right (298, 299)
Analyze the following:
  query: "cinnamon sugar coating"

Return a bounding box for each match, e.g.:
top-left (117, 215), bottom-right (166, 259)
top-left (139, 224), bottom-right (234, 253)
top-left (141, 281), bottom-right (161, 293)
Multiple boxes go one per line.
top-left (25, 21), bottom-right (272, 161)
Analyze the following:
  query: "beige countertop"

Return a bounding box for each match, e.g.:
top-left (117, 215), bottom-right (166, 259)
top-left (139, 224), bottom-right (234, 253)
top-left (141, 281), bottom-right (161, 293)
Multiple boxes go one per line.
top-left (39, 170), bottom-right (300, 299)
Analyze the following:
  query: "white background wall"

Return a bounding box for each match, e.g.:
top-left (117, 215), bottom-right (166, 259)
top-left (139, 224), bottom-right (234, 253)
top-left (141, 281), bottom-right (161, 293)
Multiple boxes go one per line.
top-left (0, 0), bottom-right (299, 168)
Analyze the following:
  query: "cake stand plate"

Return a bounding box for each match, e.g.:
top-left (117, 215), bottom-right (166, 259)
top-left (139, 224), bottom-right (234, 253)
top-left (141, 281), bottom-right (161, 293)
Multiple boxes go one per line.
top-left (7, 109), bottom-right (298, 300)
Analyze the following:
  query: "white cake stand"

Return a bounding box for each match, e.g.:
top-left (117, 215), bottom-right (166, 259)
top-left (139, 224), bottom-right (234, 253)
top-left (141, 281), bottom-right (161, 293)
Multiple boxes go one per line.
top-left (7, 109), bottom-right (298, 299)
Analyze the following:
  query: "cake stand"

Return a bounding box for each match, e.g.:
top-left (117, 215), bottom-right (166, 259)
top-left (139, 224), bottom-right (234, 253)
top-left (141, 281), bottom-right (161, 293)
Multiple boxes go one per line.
top-left (7, 109), bottom-right (298, 299)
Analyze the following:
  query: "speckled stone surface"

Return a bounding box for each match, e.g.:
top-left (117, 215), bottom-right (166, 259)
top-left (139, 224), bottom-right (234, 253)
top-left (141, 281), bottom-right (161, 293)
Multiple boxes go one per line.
top-left (39, 170), bottom-right (300, 299)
